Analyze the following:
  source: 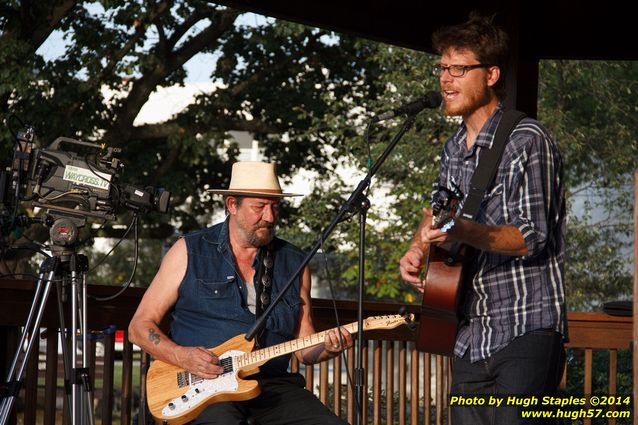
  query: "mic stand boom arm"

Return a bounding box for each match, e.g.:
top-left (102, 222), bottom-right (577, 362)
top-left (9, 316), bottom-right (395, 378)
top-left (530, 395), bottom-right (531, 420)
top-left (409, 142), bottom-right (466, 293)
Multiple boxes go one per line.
top-left (246, 114), bottom-right (418, 425)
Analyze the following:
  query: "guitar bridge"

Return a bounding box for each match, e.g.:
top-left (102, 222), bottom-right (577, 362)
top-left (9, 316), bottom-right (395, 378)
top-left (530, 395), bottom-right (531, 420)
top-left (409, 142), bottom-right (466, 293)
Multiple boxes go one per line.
top-left (221, 357), bottom-right (234, 374)
top-left (177, 371), bottom-right (189, 388)
top-left (175, 356), bottom-right (235, 388)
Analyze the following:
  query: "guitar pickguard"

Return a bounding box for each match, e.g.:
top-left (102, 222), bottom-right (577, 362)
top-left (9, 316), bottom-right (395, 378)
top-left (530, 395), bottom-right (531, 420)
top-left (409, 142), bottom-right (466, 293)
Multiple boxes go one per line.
top-left (160, 349), bottom-right (244, 418)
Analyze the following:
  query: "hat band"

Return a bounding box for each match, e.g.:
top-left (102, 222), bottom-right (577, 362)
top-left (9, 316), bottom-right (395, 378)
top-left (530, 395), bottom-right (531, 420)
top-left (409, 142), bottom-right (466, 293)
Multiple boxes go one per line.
top-left (230, 188), bottom-right (283, 194)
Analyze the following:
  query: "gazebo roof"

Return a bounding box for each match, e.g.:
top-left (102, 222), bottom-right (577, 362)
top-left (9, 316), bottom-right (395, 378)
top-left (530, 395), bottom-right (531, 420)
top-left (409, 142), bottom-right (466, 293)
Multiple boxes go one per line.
top-left (215, 0), bottom-right (636, 60)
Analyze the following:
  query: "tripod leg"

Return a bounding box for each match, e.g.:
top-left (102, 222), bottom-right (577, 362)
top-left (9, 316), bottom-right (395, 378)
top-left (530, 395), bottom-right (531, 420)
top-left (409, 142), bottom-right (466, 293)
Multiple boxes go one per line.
top-left (3, 273), bottom-right (46, 384)
top-left (71, 266), bottom-right (79, 425)
top-left (77, 370), bottom-right (95, 425)
top-left (81, 269), bottom-right (95, 425)
top-left (70, 255), bottom-right (94, 425)
top-left (0, 259), bottom-right (58, 425)
top-left (71, 264), bottom-right (84, 425)
top-left (55, 278), bottom-right (73, 425)
top-left (77, 265), bottom-right (95, 425)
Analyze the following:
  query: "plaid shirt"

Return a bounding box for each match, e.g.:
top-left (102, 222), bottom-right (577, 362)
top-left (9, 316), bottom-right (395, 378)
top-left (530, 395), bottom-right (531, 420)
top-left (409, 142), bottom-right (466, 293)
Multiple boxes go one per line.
top-left (434, 105), bottom-right (567, 362)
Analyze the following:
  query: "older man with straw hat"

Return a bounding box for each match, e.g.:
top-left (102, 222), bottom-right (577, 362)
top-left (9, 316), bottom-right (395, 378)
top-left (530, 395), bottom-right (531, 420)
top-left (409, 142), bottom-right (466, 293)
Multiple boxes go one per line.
top-left (129, 161), bottom-right (351, 425)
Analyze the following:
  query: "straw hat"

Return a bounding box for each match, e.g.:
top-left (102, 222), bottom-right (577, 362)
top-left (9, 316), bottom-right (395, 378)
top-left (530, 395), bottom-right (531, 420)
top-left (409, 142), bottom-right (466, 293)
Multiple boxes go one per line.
top-left (207, 161), bottom-right (302, 198)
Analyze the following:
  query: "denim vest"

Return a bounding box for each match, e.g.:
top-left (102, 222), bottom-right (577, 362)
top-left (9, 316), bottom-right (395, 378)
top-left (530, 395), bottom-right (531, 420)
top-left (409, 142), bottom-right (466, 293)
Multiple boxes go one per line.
top-left (170, 219), bottom-right (305, 375)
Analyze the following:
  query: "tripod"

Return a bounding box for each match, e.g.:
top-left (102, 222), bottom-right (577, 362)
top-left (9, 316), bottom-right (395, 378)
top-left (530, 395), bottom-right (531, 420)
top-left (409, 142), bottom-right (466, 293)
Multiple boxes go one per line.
top-left (0, 213), bottom-right (96, 425)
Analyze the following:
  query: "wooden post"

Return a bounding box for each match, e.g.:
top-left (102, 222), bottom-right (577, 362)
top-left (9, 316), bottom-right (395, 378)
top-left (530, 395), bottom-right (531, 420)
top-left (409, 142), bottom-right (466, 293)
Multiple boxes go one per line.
top-left (633, 169), bottom-right (637, 421)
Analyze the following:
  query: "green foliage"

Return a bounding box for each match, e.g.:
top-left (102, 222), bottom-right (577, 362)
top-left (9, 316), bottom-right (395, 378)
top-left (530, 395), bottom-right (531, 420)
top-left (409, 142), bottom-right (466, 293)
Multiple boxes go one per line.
top-left (278, 44), bottom-right (457, 303)
top-left (0, 3), bottom-right (634, 313)
top-left (0, 2), bottom-right (387, 281)
top-left (539, 60), bottom-right (638, 189)
top-left (539, 60), bottom-right (637, 311)
top-left (565, 214), bottom-right (633, 311)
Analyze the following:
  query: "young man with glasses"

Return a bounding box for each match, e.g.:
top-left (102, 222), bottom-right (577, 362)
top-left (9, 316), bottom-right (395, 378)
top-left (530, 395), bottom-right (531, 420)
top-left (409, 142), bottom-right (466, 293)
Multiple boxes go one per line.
top-left (400, 14), bottom-right (566, 424)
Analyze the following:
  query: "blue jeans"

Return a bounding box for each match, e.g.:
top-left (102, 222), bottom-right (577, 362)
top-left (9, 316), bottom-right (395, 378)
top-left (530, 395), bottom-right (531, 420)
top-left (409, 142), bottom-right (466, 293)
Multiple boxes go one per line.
top-left (450, 329), bottom-right (565, 425)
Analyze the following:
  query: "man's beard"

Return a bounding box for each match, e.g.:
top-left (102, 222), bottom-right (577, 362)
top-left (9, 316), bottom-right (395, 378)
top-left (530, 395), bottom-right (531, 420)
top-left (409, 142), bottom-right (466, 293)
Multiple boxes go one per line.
top-left (244, 221), bottom-right (276, 247)
top-left (443, 85), bottom-right (491, 117)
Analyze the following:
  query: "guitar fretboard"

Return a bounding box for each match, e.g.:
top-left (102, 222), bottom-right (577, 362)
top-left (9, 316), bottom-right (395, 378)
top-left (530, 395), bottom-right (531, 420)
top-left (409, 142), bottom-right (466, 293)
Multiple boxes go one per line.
top-left (231, 315), bottom-right (410, 370)
top-left (234, 321), bottom-right (360, 369)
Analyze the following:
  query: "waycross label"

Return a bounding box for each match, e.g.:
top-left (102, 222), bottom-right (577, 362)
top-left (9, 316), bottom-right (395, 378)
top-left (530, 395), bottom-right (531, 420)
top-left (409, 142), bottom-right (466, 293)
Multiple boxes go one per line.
top-left (63, 165), bottom-right (111, 190)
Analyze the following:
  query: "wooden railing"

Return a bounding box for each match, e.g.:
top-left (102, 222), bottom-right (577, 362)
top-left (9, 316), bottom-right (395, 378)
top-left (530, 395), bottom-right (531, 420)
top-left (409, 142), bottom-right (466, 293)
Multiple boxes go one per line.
top-left (0, 279), bottom-right (633, 424)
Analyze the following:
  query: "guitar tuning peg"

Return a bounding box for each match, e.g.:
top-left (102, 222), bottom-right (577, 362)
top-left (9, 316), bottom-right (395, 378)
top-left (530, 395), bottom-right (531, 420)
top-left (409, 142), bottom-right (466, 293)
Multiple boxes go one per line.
top-left (398, 307), bottom-right (417, 330)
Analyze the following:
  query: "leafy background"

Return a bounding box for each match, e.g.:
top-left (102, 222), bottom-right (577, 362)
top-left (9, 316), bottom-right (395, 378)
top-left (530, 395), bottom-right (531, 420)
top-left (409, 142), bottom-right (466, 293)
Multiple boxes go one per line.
top-left (0, 2), bottom-right (635, 312)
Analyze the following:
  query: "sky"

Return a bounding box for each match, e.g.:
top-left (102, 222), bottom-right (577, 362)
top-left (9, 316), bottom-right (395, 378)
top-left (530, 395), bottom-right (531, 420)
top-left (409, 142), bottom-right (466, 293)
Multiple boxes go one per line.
top-left (35, 7), bottom-right (271, 83)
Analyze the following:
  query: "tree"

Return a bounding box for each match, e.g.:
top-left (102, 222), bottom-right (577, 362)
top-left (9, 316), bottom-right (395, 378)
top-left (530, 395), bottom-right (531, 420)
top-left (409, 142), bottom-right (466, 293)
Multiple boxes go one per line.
top-left (0, 1), bottom-right (387, 281)
top-left (283, 56), bottom-right (638, 308)
top-left (538, 60), bottom-right (637, 310)
top-left (277, 44), bottom-right (454, 302)
top-left (1, 3), bottom-right (635, 312)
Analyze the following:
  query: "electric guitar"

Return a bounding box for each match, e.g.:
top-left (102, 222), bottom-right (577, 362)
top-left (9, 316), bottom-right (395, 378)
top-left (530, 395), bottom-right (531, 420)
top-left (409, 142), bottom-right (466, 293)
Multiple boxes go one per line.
top-left (147, 314), bottom-right (414, 425)
top-left (416, 185), bottom-right (465, 356)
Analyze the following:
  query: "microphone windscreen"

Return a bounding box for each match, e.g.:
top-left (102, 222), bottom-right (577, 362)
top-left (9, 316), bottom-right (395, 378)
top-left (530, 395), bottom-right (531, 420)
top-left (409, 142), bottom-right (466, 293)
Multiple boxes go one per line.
top-left (424, 91), bottom-right (443, 108)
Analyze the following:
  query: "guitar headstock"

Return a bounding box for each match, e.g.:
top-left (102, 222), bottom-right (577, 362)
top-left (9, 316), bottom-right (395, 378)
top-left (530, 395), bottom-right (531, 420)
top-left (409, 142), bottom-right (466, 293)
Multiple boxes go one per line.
top-left (431, 183), bottom-right (463, 229)
top-left (363, 314), bottom-right (415, 331)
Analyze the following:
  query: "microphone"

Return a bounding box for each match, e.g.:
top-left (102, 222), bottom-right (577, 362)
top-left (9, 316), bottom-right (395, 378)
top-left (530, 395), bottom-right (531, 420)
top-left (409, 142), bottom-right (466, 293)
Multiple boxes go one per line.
top-left (372, 91), bottom-right (442, 122)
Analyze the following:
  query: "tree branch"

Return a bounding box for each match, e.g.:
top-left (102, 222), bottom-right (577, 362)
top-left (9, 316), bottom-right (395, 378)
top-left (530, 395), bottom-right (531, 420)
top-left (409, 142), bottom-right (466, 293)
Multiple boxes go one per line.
top-left (104, 8), bottom-right (239, 145)
top-left (100, 1), bottom-right (171, 76)
top-left (227, 30), bottom-right (321, 98)
top-left (151, 143), bottom-right (182, 184)
top-left (59, 1), bottom-right (172, 132)
top-left (0, 1), bottom-right (77, 51)
top-left (156, 21), bottom-right (167, 53)
top-left (165, 4), bottom-right (216, 49)
top-left (27, 0), bottom-right (78, 49)
top-left (167, 9), bottom-right (239, 73)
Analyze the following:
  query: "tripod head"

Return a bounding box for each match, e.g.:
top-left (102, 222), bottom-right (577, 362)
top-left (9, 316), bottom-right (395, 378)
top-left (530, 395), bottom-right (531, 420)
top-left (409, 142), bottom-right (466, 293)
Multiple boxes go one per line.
top-left (42, 212), bottom-right (87, 257)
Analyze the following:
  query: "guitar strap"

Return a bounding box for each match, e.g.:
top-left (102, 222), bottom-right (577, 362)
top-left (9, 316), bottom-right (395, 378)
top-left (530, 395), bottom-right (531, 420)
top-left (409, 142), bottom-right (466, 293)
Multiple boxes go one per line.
top-left (446, 109), bottom-right (526, 263)
top-left (459, 109), bottom-right (527, 221)
top-left (254, 241), bottom-right (275, 346)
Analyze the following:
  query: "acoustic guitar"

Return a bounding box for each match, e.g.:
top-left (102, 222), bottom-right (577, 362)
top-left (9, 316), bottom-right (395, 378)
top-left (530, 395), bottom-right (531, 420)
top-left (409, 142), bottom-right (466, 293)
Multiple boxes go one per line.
top-left (147, 314), bottom-right (413, 425)
top-left (416, 185), bottom-right (465, 356)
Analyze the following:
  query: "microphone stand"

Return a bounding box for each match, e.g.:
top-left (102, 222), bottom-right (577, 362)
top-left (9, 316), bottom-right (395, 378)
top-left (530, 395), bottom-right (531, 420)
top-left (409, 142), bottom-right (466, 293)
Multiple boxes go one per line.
top-left (246, 113), bottom-right (418, 425)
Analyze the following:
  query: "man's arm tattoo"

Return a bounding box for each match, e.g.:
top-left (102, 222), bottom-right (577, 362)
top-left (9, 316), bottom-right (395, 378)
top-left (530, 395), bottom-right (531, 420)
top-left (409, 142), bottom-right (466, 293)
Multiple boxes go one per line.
top-left (148, 328), bottom-right (161, 345)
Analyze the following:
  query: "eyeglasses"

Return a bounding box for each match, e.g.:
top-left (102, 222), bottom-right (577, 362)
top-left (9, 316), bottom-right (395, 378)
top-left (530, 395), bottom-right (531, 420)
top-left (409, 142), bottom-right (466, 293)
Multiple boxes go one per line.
top-left (432, 64), bottom-right (492, 77)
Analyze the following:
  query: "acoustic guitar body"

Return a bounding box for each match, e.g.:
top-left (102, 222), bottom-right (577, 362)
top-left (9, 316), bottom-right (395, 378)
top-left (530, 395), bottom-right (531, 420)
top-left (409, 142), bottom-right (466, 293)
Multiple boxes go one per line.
top-left (416, 243), bottom-right (464, 356)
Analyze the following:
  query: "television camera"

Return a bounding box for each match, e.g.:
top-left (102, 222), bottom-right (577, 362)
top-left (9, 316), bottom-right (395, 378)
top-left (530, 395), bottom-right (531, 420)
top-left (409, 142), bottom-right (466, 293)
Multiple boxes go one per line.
top-left (0, 127), bottom-right (172, 425)
top-left (0, 127), bottom-right (171, 247)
